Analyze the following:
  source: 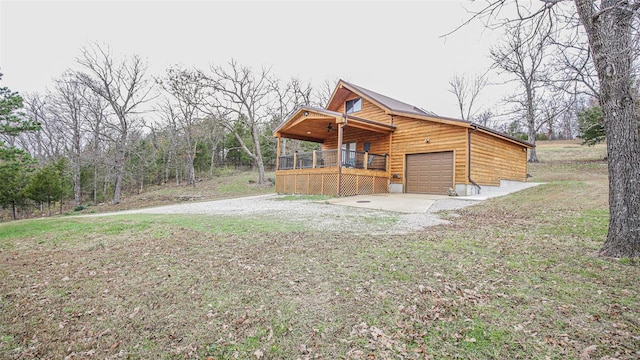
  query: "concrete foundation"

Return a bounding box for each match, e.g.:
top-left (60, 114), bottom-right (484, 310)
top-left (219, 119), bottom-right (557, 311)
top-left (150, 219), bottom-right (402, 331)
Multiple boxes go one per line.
top-left (389, 183), bottom-right (403, 193)
top-left (455, 180), bottom-right (531, 196)
top-left (455, 180), bottom-right (537, 197)
top-left (391, 180), bottom-right (537, 197)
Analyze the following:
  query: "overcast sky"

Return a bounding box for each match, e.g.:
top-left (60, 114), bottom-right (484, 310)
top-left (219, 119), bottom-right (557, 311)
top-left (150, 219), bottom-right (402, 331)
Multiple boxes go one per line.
top-left (0, 0), bottom-right (509, 119)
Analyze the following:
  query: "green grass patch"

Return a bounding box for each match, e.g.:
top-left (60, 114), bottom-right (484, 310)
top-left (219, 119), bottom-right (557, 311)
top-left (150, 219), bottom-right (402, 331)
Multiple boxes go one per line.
top-left (147, 214), bottom-right (305, 234)
top-left (0, 217), bottom-right (153, 249)
top-left (0, 213), bottom-right (305, 250)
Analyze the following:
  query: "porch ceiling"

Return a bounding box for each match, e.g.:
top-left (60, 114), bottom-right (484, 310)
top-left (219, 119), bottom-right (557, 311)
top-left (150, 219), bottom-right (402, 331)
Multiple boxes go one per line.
top-left (278, 116), bottom-right (337, 142)
top-left (274, 105), bottom-right (396, 142)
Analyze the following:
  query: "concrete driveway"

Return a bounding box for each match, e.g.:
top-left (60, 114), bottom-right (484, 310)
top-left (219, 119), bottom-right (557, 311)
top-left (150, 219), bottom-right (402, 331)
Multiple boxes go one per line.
top-left (325, 194), bottom-right (448, 213)
top-left (324, 182), bottom-right (542, 214)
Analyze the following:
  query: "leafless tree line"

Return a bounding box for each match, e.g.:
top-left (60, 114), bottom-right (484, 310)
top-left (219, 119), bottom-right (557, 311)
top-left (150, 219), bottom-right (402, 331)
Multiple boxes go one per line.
top-left (16, 43), bottom-right (329, 206)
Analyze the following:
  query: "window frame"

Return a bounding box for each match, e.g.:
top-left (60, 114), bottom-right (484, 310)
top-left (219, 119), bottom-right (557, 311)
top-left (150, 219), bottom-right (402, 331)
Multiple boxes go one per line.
top-left (345, 98), bottom-right (362, 114)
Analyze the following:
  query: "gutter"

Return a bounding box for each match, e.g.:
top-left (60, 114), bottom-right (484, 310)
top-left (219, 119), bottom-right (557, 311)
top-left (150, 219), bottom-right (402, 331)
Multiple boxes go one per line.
top-left (468, 125), bottom-right (481, 194)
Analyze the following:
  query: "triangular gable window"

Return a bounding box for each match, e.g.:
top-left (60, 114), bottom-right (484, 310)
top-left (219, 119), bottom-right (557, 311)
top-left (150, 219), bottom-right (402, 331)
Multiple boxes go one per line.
top-left (345, 98), bottom-right (362, 114)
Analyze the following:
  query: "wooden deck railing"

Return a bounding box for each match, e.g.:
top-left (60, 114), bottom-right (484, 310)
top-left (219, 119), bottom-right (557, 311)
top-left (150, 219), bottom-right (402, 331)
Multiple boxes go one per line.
top-left (278, 149), bottom-right (386, 171)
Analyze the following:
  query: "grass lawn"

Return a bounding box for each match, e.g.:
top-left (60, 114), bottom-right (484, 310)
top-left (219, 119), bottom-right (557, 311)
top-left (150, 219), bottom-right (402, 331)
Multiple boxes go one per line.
top-left (1, 141), bottom-right (638, 359)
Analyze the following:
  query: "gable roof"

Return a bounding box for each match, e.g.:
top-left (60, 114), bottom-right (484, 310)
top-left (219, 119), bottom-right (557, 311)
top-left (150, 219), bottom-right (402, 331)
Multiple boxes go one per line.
top-left (340, 81), bottom-right (438, 117)
top-left (327, 80), bottom-right (468, 125)
top-left (326, 80), bottom-right (533, 148)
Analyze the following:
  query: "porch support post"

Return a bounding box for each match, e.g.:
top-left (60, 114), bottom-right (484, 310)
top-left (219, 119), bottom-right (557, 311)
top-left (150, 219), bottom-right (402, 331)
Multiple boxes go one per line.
top-left (364, 152), bottom-right (369, 170)
top-left (337, 116), bottom-right (344, 196)
top-left (312, 150), bottom-right (317, 169)
top-left (276, 135), bottom-right (281, 170)
top-left (293, 152), bottom-right (298, 170)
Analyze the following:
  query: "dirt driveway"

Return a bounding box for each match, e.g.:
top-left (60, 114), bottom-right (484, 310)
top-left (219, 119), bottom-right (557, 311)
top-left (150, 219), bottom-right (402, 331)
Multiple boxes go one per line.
top-left (86, 183), bottom-right (541, 234)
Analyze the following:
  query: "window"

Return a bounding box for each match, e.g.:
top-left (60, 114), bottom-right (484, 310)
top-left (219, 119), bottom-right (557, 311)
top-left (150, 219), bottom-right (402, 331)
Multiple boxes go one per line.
top-left (345, 98), bottom-right (362, 114)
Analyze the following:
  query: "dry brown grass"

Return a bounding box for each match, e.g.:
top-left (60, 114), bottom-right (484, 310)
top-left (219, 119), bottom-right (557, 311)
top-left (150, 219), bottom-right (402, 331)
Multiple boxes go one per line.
top-left (1, 141), bottom-right (639, 359)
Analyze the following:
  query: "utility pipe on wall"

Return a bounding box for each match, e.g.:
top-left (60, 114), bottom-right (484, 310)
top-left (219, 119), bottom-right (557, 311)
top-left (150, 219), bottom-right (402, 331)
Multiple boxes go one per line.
top-left (468, 125), bottom-right (482, 194)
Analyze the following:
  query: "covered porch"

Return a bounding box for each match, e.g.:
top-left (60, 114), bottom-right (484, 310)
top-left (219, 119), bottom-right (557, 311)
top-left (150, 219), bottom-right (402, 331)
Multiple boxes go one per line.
top-left (273, 106), bottom-right (395, 196)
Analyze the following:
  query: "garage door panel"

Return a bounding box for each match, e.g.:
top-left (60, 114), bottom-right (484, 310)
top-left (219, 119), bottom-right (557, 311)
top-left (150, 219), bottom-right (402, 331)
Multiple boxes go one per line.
top-left (406, 152), bottom-right (453, 194)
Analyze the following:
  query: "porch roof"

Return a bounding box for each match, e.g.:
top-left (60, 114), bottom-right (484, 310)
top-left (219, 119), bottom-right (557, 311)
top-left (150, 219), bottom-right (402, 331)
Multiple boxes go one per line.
top-left (273, 105), bottom-right (395, 142)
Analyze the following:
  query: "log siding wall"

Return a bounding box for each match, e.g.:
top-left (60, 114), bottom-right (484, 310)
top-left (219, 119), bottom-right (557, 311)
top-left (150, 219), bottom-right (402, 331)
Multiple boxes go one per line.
top-left (470, 131), bottom-right (528, 185)
top-left (389, 116), bottom-right (468, 186)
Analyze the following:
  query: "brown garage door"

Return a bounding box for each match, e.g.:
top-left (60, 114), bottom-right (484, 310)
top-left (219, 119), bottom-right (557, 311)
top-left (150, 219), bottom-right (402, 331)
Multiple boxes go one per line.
top-left (406, 152), bottom-right (454, 194)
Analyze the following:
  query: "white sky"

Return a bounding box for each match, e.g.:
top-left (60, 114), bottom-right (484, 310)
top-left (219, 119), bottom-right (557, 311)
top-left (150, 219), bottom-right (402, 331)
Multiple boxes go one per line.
top-left (0, 0), bottom-right (509, 119)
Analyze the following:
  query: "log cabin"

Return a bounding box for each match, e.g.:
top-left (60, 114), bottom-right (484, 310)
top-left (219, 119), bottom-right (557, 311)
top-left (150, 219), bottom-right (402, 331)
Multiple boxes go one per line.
top-left (273, 80), bottom-right (533, 196)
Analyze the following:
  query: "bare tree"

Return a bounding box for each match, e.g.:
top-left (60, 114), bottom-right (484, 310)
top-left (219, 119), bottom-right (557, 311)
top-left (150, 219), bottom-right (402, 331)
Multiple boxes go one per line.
top-left (458, 0), bottom-right (640, 257)
top-left (575, 0), bottom-right (640, 257)
top-left (80, 89), bottom-right (109, 204)
top-left (197, 115), bottom-right (225, 176)
top-left (157, 98), bottom-right (186, 185)
top-left (270, 77), bottom-right (314, 155)
top-left (158, 68), bottom-right (206, 186)
top-left (21, 93), bottom-right (50, 161)
top-left (472, 109), bottom-right (497, 128)
top-left (312, 79), bottom-right (339, 108)
top-left (539, 94), bottom-right (573, 139)
top-left (52, 73), bottom-right (87, 206)
top-left (198, 60), bottom-right (274, 184)
top-left (490, 22), bottom-right (552, 162)
top-left (448, 73), bottom-right (488, 121)
top-left (75, 43), bottom-right (153, 204)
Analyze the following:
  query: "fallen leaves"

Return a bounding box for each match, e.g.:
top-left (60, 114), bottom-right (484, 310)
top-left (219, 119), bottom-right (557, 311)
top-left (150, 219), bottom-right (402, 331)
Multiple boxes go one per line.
top-left (580, 344), bottom-right (598, 359)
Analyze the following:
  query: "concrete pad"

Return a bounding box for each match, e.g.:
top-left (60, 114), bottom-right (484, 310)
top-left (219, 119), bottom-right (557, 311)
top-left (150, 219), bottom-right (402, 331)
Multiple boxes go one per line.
top-left (324, 193), bottom-right (448, 214)
top-left (324, 182), bottom-right (544, 213)
top-left (459, 182), bottom-right (544, 201)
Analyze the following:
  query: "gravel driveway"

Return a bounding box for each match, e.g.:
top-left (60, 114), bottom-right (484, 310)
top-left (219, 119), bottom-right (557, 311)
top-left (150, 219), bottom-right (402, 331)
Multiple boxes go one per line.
top-left (87, 194), bottom-right (477, 235)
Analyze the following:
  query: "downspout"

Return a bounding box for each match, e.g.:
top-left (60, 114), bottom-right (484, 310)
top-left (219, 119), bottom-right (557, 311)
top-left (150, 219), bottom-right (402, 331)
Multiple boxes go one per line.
top-left (337, 114), bottom-right (348, 196)
top-left (468, 125), bottom-right (481, 194)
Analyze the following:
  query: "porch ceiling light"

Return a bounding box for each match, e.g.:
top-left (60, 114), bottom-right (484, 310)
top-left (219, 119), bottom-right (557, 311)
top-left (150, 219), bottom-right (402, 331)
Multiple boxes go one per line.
top-left (303, 111), bottom-right (309, 116)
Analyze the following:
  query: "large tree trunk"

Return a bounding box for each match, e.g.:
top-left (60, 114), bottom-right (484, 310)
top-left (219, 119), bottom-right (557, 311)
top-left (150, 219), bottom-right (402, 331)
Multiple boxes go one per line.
top-left (186, 138), bottom-right (196, 186)
top-left (92, 119), bottom-right (101, 204)
top-left (251, 125), bottom-right (266, 184)
top-left (73, 142), bottom-right (81, 206)
top-left (73, 166), bottom-right (81, 206)
top-left (576, 0), bottom-right (640, 257)
top-left (527, 130), bottom-right (538, 162)
top-left (93, 162), bottom-right (98, 203)
top-left (526, 88), bottom-right (539, 162)
top-left (113, 140), bottom-right (126, 205)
